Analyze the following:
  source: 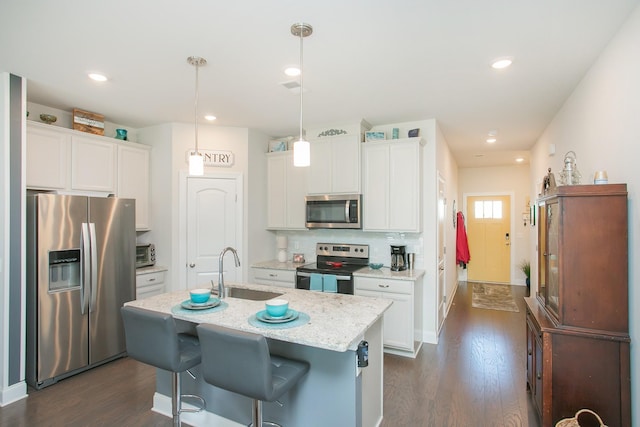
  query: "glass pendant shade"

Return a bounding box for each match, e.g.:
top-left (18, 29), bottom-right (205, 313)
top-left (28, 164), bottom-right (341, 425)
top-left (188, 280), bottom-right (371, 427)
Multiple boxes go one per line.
top-left (293, 138), bottom-right (310, 167)
top-left (189, 152), bottom-right (204, 176)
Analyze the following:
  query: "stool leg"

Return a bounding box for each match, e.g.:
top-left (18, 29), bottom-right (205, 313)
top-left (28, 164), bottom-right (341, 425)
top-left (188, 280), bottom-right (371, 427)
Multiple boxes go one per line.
top-left (172, 371), bottom-right (181, 427)
top-left (252, 399), bottom-right (262, 427)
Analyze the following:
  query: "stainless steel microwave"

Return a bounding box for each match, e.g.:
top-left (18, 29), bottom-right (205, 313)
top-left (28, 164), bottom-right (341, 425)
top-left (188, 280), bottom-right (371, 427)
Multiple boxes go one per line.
top-left (305, 194), bottom-right (361, 229)
top-left (135, 243), bottom-right (156, 268)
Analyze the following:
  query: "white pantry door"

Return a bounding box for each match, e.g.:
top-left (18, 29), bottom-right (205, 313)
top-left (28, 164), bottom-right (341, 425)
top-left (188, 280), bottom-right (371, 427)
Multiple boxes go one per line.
top-left (186, 176), bottom-right (239, 289)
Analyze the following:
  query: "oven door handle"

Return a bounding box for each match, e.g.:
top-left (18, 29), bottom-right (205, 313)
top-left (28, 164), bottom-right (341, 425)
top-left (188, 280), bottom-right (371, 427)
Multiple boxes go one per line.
top-left (296, 271), bottom-right (351, 281)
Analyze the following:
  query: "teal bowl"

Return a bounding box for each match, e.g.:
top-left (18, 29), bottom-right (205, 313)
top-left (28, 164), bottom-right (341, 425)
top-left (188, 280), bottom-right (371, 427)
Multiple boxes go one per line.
top-left (189, 288), bottom-right (211, 304)
top-left (265, 299), bottom-right (289, 318)
top-left (369, 263), bottom-right (383, 270)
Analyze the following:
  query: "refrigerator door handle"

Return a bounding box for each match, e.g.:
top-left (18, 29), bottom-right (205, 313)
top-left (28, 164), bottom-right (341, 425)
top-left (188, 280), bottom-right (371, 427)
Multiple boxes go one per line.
top-left (81, 223), bottom-right (91, 315)
top-left (89, 222), bottom-right (98, 312)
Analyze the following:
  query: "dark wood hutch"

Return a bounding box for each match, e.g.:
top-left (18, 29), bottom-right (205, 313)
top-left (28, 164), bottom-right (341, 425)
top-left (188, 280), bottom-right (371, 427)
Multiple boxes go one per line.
top-left (525, 183), bottom-right (631, 427)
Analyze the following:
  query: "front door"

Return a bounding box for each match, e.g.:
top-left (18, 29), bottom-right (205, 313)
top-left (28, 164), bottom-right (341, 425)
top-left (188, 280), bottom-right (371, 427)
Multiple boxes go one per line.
top-left (466, 195), bottom-right (511, 283)
top-left (186, 176), bottom-right (240, 289)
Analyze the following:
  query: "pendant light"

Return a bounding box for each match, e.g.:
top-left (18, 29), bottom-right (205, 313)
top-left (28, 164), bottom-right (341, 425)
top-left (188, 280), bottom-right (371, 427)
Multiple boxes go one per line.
top-left (291, 23), bottom-right (312, 167)
top-left (188, 56), bottom-right (207, 176)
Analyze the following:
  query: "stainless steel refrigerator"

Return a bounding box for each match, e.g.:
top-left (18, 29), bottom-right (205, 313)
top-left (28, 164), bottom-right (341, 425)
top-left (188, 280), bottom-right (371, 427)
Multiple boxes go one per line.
top-left (26, 193), bottom-right (136, 389)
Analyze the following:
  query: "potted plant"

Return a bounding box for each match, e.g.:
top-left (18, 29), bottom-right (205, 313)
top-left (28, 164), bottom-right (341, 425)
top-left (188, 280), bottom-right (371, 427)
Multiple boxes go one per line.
top-left (519, 260), bottom-right (531, 289)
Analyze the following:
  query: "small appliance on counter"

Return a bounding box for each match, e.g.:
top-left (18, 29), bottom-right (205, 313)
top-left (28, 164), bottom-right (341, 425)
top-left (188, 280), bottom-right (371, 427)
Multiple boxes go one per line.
top-left (136, 243), bottom-right (156, 268)
top-left (390, 245), bottom-right (407, 271)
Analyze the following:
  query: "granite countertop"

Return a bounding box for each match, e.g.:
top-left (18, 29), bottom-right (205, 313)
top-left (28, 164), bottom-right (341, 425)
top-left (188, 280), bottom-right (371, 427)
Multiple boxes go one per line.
top-left (353, 267), bottom-right (425, 281)
top-left (251, 260), bottom-right (309, 271)
top-left (136, 265), bottom-right (168, 275)
top-left (125, 281), bottom-right (392, 352)
top-left (251, 259), bottom-right (425, 281)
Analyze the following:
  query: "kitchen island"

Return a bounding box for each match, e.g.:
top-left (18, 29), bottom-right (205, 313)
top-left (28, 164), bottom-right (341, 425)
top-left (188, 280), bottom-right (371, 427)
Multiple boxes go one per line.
top-left (125, 282), bottom-right (392, 427)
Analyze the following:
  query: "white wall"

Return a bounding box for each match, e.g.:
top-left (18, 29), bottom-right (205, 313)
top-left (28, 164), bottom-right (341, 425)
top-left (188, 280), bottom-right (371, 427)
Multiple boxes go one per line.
top-left (530, 5), bottom-right (640, 420)
top-left (458, 164), bottom-right (532, 285)
top-left (138, 122), bottom-right (272, 291)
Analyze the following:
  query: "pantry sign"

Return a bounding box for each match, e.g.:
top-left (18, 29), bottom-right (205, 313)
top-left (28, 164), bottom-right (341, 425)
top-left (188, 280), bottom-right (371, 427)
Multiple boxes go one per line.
top-left (185, 150), bottom-right (234, 167)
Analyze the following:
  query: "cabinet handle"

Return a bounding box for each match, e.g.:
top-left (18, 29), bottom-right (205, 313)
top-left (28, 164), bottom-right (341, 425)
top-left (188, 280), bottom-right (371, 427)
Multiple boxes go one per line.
top-left (528, 350), bottom-right (532, 356)
top-left (189, 263), bottom-right (196, 268)
top-left (269, 273), bottom-right (277, 278)
top-left (537, 373), bottom-right (542, 380)
top-left (148, 278), bottom-right (156, 282)
top-left (378, 284), bottom-right (390, 288)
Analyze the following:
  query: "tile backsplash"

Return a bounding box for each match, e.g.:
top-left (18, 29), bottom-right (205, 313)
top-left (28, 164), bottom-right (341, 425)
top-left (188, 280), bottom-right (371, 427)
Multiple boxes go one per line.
top-left (275, 230), bottom-right (423, 269)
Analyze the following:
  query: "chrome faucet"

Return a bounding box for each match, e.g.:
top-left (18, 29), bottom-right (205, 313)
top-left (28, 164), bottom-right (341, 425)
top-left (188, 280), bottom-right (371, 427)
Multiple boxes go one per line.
top-left (217, 247), bottom-right (240, 299)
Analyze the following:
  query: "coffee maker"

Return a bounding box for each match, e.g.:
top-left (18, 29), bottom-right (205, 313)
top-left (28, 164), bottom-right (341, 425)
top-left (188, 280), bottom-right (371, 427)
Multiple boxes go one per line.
top-left (390, 245), bottom-right (407, 271)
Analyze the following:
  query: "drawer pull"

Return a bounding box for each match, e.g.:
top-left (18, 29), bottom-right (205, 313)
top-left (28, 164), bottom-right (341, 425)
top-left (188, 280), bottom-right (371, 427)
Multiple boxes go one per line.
top-left (148, 278), bottom-right (156, 282)
top-left (269, 273), bottom-right (277, 278)
top-left (378, 284), bottom-right (390, 288)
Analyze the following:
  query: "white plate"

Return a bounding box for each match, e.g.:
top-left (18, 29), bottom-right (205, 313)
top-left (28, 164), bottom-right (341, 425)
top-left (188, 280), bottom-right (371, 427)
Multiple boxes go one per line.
top-left (181, 298), bottom-right (220, 310)
top-left (256, 309), bottom-right (299, 324)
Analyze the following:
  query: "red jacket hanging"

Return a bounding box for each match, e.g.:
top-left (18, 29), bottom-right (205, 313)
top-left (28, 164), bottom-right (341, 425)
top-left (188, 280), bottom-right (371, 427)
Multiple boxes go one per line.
top-left (456, 211), bottom-right (471, 264)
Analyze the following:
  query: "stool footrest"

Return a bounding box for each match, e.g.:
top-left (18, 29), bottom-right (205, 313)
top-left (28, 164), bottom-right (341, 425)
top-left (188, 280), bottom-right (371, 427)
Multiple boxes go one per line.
top-left (180, 394), bottom-right (206, 413)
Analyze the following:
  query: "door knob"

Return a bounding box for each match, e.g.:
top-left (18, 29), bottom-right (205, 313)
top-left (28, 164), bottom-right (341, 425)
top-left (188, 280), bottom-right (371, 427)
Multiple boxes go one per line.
top-left (189, 263), bottom-right (196, 268)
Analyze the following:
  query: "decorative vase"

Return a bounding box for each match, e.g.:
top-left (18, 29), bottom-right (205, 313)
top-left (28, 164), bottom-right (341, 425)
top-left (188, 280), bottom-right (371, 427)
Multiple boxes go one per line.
top-left (115, 129), bottom-right (128, 140)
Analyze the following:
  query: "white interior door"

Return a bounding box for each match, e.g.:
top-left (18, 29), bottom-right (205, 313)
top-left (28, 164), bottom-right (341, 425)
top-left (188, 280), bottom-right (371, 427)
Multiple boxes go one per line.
top-left (437, 175), bottom-right (446, 331)
top-left (186, 176), bottom-right (239, 289)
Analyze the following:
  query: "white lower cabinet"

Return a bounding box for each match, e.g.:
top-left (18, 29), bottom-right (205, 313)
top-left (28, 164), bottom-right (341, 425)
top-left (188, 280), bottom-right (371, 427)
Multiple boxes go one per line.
top-left (136, 269), bottom-right (166, 299)
top-left (251, 268), bottom-right (295, 288)
top-left (355, 276), bottom-right (421, 357)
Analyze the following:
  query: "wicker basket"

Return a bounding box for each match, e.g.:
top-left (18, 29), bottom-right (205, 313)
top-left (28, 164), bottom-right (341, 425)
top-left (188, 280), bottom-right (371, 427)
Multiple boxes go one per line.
top-left (555, 409), bottom-right (607, 427)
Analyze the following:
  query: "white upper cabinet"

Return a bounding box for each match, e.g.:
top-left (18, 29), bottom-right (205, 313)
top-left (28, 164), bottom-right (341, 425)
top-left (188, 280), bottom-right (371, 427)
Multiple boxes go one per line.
top-left (117, 144), bottom-right (151, 230)
top-left (267, 151), bottom-right (307, 230)
top-left (26, 121), bottom-right (151, 230)
top-left (362, 137), bottom-right (423, 232)
top-left (307, 134), bottom-right (361, 195)
top-left (71, 134), bottom-right (117, 193)
top-left (26, 123), bottom-right (70, 190)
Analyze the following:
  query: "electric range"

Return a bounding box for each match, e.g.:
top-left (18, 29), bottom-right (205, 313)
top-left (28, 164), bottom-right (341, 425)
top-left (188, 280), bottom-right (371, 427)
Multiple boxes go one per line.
top-left (295, 243), bottom-right (369, 294)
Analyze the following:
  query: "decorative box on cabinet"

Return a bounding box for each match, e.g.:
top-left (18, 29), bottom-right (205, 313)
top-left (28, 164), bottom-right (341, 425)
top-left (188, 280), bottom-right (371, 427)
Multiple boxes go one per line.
top-left (355, 275), bottom-right (422, 357)
top-left (307, 134), bottom-right (361, 195)
top-left (251, 267), bottom-right (295, 288)
top-left (362, 137), bottom-right (423, 232)
top-left (528, 184), bottom-right (630, 427)
top-left (266, 151), bottom-right (307, 230)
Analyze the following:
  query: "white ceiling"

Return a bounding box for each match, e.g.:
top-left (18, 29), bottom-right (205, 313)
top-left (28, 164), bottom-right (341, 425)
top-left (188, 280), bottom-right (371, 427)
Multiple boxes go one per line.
top-left (1, 0), bottom-right (638, 167)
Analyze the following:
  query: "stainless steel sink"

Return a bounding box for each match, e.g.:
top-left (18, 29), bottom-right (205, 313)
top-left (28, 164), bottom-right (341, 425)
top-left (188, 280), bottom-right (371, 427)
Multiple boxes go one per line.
top-left (222, 287), bottom-right (283, 301)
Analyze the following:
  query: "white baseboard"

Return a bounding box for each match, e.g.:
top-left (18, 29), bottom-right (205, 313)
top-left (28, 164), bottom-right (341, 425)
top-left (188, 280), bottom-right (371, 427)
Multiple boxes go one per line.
top-left (0, 381), bottom-right (27, 407)
top-left (152, 392), bottom-right (242, 427)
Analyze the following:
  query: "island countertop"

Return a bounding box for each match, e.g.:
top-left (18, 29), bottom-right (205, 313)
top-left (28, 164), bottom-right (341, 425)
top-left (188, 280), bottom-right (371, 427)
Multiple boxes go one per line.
top-left (125, 282), bottom-right (392, 353)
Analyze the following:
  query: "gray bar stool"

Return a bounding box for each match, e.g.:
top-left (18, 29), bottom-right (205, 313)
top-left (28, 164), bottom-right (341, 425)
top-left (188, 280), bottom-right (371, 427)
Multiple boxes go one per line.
top-left (121, 306), bottom-right (205, 427)
top-left (196, 323), bottom-right (309, 427)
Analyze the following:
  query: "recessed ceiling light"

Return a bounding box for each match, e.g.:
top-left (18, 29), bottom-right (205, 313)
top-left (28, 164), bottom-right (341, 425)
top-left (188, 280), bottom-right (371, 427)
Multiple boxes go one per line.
top-left (486, 137), bottom-right (497, 143)
top-left (284, 66), bottom-right (301, 77)
top-left (491, 58), bottom-right (513, 69)
top-left (204, 115), bottom-right (216, 121)
top-left (88, 73), bottom-right (108, 82)
top-left (515, 157), bottom-right (524, 163)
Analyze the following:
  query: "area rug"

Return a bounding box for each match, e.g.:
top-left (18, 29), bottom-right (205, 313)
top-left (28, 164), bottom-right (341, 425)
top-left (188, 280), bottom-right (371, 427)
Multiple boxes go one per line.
top-left (471, 282), bottom-right (519, 312)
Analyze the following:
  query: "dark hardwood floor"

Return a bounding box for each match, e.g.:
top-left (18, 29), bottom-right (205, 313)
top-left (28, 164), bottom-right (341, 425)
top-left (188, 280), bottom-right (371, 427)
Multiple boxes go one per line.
top-left (0, 281), bottom-right (539, 427)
